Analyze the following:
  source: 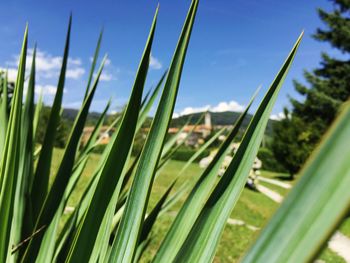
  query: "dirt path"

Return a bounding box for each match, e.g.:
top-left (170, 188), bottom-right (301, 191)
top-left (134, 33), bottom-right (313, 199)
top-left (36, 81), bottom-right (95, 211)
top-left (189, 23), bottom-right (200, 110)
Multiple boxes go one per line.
top-left (328, 231), bottom-right (350, 262)
top-left (227, 218), bottom-right (259, 231)
top-left (257, 176), bottom-right (292, 189)
top-left (256, 183), bottom-right (350, 262)
top-left (255, 184), bottom-right (283, 203)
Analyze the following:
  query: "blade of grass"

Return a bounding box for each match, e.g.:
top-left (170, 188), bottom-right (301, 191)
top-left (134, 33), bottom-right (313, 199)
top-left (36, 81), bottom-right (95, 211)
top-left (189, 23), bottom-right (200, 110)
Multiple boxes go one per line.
top-left (173, 32), bottom-right (303, 263)
top-left (108, 1), bottom-right (199, 262)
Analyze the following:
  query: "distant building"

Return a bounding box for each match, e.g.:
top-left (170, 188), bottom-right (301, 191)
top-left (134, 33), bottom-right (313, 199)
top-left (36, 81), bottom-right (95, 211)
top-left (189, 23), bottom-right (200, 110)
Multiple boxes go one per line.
top-left (81, 126), bottom-right (115, 146)
top-left (168, 112), bottom-right (213, 147)
top-left (204, 111), bottom-right (212, 130)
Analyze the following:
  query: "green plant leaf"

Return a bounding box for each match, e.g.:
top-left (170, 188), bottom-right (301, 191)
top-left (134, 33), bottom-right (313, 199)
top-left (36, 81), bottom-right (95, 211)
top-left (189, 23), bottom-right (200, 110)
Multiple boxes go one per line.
top-left (139, 179), bottom-right (176, 244)
top-left (133, 237), bottom-right (152, 263)
top-left (65, 8), bottom-right (158, 263)
top-left (136, 70), bottom-right (167, 132)
top-left (156, 114), bottom-right (202, 171)
top-left (173, 32), bottom-right (303, 263)
top-left (108, 1), bottom-right (199, 262)
top-left (161, 114), bottom-right (195, 159)
top-left (159, 182), bottom-right (189, 217)
top-left (33, 91), bottom-right (43, 143)
top-left (30, 16), bottom-right (72, 221)
top-left (79, 99), bottom-right (110, 158)
top-left (0, 71), bottom-right (8, 158)
top-left (153, 87), bottom-right (259, 263)
top-left (10, 46), bottom-right (37, 261)
top-left (21, 50), bottom-right (107, 262)
top-left (84, 29), bottom-right (103, 100)
top-left (178, 127), bottom-right (225, 176)
top-left (0, 25), bottom-right (27, 263)
top-left (242, 100), bottom-right (350, 262)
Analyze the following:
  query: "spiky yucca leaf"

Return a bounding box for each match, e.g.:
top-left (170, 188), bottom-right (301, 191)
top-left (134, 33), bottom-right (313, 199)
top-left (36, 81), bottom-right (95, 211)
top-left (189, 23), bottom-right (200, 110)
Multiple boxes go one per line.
top-left (136, 70), bottom-right (167, 132)
top-left (33, 91), bottom-right (43, 143)
top-left (10, 46), bottom-right (37, 263)
top-left (84, 30), bottom-right (103, 99)
top-left (108, 1), bottom-right (199, 262)
top-left (173, 32), bottom-right (303, 263)
top-left (139, 179), bottom-right (177, 244)
top-left (153, 87), bottom-right (259, 262)
top-left (0, 25), bottom-right (28, 263)
top-left (0, 72), bottom-right (9, 157)
top-left (21, 49), bottom-right (107, 263)
top-left (178, 127), bottom-right (225, 176)
top-left (30, 16), bottom-right (72, 222)
top-left (242, 100), bottom-right (350, 262)
top-left (65, 7), bottom-right (158, 263)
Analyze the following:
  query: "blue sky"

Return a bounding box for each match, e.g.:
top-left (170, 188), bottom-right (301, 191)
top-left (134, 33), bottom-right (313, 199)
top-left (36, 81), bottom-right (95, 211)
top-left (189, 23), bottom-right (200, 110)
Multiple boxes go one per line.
top-left (0, 0), bottom-right (339, 118)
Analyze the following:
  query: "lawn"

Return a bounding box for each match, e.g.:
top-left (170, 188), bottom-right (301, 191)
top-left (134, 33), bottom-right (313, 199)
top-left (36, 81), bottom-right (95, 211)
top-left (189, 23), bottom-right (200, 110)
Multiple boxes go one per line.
top-left (51, 148), bottom-right (348, 262)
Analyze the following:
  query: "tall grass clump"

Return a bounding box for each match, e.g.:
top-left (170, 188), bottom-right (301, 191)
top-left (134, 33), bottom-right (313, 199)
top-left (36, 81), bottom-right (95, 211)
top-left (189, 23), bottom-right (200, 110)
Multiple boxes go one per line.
top-left (0, 0), bottom-right (349, 262)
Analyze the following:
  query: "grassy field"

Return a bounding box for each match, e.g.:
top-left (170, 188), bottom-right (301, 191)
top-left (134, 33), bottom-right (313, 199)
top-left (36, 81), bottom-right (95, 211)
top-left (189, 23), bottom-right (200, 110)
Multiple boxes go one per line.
top-left (51, 148), bottom-right (349, 262)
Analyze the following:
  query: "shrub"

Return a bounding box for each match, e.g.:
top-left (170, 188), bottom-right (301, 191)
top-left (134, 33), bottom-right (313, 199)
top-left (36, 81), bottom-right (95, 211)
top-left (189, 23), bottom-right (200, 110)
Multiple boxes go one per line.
top-left (257, 147), bottom-right (286, 173)
top-left (170, 146), bottom-right (210, 162)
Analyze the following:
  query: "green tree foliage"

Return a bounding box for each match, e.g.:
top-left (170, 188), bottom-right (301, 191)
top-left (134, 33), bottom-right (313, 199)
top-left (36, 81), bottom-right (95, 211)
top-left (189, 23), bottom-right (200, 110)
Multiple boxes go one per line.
top-left (36, 106), bottom-right (72, 148)
top-left (257, 147), bottom-right (286, 173)
top-left (272, 0), bottom-right (350, 176)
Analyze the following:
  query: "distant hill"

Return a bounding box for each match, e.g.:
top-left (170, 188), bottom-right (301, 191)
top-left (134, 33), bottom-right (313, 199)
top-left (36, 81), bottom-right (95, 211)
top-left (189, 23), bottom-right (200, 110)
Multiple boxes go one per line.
top-left (60, 108), bottom-right (276, 135)
top-left (170, 111), bottom-right (276, 135)
top-left (62, 108), bottom-right (103, 125)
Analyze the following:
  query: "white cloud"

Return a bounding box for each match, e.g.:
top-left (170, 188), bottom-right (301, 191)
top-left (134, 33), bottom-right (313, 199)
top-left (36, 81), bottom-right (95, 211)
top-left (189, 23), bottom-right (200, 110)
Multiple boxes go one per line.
top-left (99, 73), bottom-right (113, 81)
top-left (7, 48), bottom-right (85, 80)
top-left (90, 58), bottom-right (116, 82)
top-left (174, 100), bottom-right (245, 117)
top-left (34, 84), bottom-right (68, 96)
top-left (180, 105), bottom-right (211, 116)
top-left (93, 72), bottom-right (114, 82)
top-left (270, 112), bottom-right (286, 120)
top-left (63, 100), bottom-right (82, 108)
top-left (149, 55), bottom-right (162, 70)
top-left (35, 84), bottom-right (58, 95)
top-left (66, 68), bottom-right (85, 79)
top-left (68, 57), bottom-right (82, 66)
top-left (211, 101), bottom-right (244, 112)
top-left (105, 58), bottom-right (112, 66)
top-left (0, 67), bottom-right (18, 82)
top-left (89, 57), bottom-right (111, 66)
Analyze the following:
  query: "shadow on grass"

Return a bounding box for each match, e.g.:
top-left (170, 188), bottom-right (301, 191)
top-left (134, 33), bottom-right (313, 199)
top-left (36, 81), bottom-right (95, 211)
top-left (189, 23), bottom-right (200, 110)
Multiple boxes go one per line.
top-left (274, 174), bottom-right (294, 181)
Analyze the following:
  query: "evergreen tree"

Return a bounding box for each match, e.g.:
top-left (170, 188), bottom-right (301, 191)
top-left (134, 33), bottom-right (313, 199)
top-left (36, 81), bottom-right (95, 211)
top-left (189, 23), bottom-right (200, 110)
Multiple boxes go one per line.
top-left (272, 0), bottom-right (350, 177)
